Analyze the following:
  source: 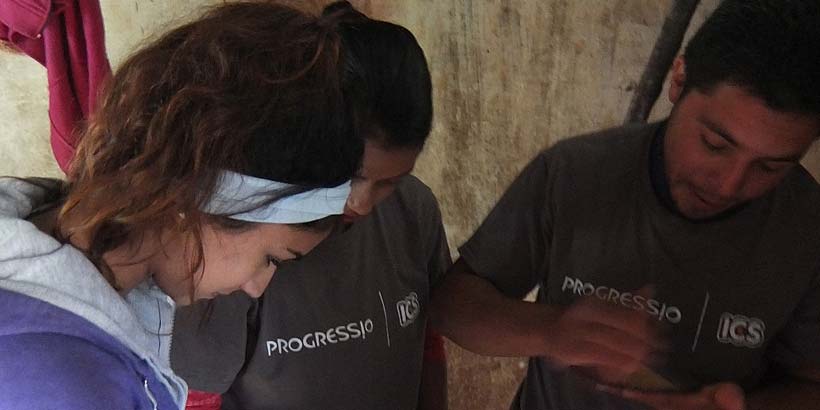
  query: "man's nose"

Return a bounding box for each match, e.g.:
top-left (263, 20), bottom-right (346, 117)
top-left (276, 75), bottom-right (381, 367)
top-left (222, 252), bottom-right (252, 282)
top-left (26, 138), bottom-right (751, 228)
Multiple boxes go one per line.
top-left (714, 160), bottom-right (747, 201)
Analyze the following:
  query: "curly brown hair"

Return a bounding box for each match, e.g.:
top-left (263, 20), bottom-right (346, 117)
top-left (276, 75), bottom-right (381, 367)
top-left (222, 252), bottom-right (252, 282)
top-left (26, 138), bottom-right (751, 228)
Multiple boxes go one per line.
top-left (58, 1), bottom-right (364, 288)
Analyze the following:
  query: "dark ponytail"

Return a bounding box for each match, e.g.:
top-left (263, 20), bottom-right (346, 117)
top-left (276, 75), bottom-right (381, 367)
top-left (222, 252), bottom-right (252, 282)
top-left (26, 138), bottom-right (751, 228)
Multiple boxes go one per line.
top-left (323, 1), bottom-right (434, 149)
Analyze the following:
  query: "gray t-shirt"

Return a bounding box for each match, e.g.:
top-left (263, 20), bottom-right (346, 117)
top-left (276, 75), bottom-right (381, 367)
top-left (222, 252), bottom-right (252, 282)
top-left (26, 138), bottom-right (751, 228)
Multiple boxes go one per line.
top-left (460, 122), bottom-right (820, 410)
top-left (171, 176), bottom-right (451, 410)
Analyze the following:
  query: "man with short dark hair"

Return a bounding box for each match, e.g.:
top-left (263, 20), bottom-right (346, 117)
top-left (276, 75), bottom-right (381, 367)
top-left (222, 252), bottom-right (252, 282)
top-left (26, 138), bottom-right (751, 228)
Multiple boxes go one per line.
top-left (432, 1), bottom-right (820, 409)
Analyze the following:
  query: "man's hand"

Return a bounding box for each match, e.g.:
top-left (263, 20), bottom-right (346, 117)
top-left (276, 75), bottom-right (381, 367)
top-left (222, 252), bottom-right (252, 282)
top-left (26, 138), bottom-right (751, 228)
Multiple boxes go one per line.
top-left (431, 262), bottom-right (664, 371)
top-left (596, 381), bottom-right (746, 410)
top-left (542, 287), bottom-right (665, 384)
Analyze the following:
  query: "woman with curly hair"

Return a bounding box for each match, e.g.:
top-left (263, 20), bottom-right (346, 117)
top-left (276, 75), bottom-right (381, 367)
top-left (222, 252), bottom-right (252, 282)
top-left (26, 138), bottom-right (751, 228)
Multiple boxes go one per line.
top-left (0, 2), bottom-right (366, 409)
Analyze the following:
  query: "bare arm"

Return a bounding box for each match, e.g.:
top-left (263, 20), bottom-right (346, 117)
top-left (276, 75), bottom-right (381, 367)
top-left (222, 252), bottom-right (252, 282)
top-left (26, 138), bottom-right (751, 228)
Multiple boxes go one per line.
top-left (430, 258), bottom-right (660, 378)
top-left (429, 258), bottom-right (558, 357)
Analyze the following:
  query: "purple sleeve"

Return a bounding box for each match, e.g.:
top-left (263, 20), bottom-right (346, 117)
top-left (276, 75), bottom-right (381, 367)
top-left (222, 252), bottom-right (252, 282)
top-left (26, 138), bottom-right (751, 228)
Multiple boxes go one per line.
top-left (0, 332), bottom-right (151, 410)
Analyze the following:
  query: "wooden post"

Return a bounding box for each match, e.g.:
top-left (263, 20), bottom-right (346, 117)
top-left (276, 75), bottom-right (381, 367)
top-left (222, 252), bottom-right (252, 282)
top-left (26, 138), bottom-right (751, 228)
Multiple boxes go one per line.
top-left (624, 0), bottom-right (701, 124)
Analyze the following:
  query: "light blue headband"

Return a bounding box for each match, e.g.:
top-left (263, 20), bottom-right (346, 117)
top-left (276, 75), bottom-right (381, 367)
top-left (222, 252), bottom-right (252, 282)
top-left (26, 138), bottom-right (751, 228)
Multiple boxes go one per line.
top-left (203, 171), bottom-right (351, 224)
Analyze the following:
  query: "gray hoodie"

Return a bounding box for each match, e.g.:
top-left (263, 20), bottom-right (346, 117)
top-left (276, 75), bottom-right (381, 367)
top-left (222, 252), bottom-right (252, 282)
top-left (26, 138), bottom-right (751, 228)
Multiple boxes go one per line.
top-left (0, 177), bottom-right (187, 409)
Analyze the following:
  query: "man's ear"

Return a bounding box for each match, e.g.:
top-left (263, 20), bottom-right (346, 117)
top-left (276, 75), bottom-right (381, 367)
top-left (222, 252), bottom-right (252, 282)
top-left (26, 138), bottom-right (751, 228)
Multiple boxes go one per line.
top-left (668, 56), bottom-right (687, 104)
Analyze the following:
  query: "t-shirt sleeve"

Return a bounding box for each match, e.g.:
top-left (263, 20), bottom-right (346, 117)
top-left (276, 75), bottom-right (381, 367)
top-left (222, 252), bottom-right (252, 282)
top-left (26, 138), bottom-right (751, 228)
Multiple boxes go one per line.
top-left (767, 270), bottom-right (820, 372)
top-left (458, 151), bottom-right (553, 299)
top-left (171, 292), bottom-right (257, 393)
top-left (0, 333), bottom-right (148, 410)
top-left (426, 193), bottom-right (453, 290)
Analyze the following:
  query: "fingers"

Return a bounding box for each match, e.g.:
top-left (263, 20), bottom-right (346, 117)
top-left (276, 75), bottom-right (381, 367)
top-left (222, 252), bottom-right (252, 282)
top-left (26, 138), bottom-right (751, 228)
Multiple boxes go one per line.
top-left (711, 383), bottom-right (746, 410)
top-left (562, 291), bottom-right (667, 357)
top-left (596, 384), bottom-right (677, 408)
top-left (596, 382), bottom-right (746, 410)
top-left (543, 284), bottom-right (669, 384)
top-left (568, 342), bottom-right (644, 375)
top-left (568, 322), bottom-right (657, 369)
top-left (571, 287), bottom-right (666, 350)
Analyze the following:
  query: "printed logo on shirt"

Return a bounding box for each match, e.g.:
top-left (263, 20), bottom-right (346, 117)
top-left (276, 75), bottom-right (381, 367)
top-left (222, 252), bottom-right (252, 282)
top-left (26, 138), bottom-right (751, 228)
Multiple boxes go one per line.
top-left (561, 276), bottom-right (683, 324)
top-left (716, 312), bottom-right (765, 348)
top-left (266, 319), bottom-right (375, 356)
top-left (397, 292), bottom-right (420, 327)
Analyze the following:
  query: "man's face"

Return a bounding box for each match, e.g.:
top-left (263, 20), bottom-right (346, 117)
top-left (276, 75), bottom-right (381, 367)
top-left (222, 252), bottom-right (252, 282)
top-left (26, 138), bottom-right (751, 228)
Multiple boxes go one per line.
top-left (342, 140), bottom-right (421, 224)
top-left (664, 62), bottom-right (819, 220)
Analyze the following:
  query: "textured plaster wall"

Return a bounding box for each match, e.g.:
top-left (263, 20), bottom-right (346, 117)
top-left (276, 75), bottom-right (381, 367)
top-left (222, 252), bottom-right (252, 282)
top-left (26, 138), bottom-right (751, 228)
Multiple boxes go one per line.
top-left (2, 1), bottom-right (818, 409)
top-left (0, 0), bottom-right (223, 178)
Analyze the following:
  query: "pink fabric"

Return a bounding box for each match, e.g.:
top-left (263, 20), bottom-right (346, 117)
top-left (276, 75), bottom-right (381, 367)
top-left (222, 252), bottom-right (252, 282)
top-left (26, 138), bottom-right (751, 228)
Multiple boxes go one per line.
top-left (0, 0), bottom-right (111, 173)
top-left (186, 390), bottom-right (222, 410)
top-left (424, 325), bottom-right (447, 364)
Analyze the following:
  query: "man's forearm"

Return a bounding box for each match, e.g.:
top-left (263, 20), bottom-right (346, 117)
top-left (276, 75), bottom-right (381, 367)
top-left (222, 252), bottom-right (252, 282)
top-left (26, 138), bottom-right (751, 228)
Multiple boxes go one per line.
top-left (429, 259), bottom-right (558, 357)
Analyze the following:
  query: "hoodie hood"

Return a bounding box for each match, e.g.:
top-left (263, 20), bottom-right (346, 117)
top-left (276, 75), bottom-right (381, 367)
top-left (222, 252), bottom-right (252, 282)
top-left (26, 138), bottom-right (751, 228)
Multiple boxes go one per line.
top-left (0, 177), bottom-right (187, 409)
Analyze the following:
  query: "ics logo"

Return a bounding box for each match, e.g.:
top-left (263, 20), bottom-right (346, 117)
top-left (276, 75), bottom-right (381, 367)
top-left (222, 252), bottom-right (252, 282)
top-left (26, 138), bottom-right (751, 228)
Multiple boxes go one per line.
top-left (717, 312), bottom-right (765, 348)
top-left (397, 292), bottom-right (420, 327)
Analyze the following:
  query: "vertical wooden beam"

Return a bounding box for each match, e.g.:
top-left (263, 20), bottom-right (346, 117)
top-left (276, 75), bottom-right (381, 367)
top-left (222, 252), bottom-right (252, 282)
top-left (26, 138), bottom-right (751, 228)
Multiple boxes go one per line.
top-left (624, 0), bottom-right (701, 124)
